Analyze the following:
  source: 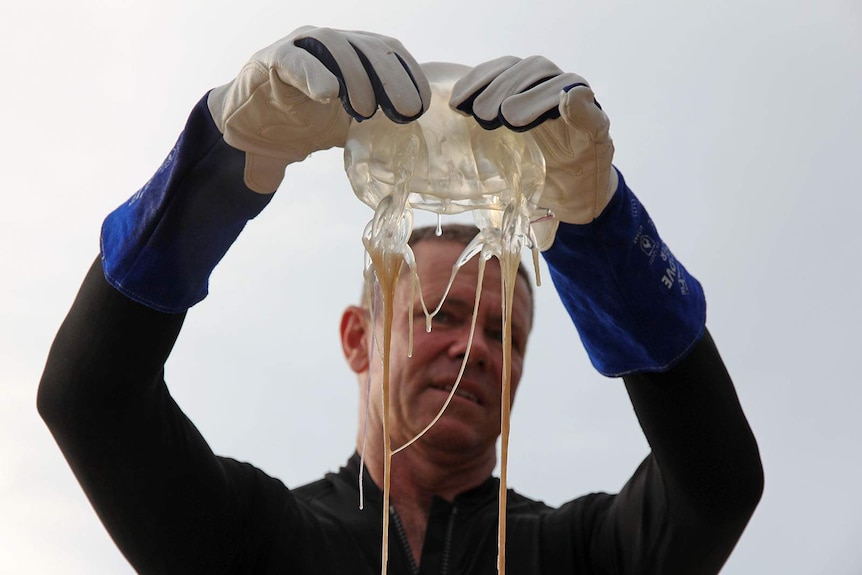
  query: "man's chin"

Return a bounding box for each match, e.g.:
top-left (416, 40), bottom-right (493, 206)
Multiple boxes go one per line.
top-left (404, 417), bottom-right (495, 455)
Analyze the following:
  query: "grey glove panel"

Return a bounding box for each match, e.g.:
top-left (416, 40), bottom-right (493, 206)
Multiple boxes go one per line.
top-left (294, 29), bottom-right (429, 123)
top-left (450, 56), bottom-right (594, 132)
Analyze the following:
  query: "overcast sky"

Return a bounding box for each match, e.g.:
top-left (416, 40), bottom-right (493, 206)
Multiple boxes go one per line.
top-left (2, 0), bottom-right (860, 573)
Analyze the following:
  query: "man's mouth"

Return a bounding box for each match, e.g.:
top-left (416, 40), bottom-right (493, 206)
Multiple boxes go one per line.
top-left (431, 384), bottom-right (482, 405)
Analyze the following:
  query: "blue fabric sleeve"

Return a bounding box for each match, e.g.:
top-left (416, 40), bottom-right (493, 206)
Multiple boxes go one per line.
top-left (100, 94), bottom-right (274, 313)
top-left (541, 169), bottom-right (706, 377)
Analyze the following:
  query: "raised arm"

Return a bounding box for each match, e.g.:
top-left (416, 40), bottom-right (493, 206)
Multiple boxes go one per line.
top-left (547, 191), bottom-right (762, 572)
top-left (452, 56), bottom-right (763, 573)
top-left (38, 27), bottom-right (430, 573)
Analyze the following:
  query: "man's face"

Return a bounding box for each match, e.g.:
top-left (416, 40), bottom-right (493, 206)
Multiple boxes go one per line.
top-left (363, 239), bottom-right (533, 458)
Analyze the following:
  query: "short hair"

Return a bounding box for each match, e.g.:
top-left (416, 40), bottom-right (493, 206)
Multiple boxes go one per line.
top-left (360, 223), bottom-right (535, 313)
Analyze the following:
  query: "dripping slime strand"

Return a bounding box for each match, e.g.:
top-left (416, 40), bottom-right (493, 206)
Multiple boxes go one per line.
top-left (392, 256), bottom-right (487, 454)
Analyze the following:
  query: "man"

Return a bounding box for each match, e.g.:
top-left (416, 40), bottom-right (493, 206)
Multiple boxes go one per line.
top-left (38, 26), bottom-right (763, 574)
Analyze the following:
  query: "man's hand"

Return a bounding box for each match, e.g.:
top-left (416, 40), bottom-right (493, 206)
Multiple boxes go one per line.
top-left (208, 26), bottom-right (431, 194)
top-left (450, 56), bottom-right (616, 248)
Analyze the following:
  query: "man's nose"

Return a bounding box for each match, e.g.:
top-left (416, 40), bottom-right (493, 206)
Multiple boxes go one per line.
top-left (447, 321), bottom-right (490, 368)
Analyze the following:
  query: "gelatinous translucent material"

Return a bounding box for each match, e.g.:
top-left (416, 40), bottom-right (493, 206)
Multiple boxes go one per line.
top-left (346, 62), bottom-right (545, 216)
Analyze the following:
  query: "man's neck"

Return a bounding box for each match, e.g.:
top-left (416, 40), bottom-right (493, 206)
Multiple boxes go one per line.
top-left (358, 440), bottom-right (496, 565)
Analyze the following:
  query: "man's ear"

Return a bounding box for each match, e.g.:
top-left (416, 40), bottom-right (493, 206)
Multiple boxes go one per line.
top-left (340, 305), bottom-right (371, 374)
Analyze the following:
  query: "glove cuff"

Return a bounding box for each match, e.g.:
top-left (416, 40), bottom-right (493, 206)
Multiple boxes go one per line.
top-left (541, 170), bottom-right (706, 376)
top-left (100, 94), bottom-right (273, 313)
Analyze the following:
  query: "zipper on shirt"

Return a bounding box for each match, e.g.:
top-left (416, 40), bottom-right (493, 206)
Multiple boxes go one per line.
top-left (440, 506), bottom-right (458, 575)
top-left (390, 505), bottom-right (420, 575)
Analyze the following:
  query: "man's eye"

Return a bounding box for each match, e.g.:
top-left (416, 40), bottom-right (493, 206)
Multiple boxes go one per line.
top-left (487, 328), bottom-right (504, 343)
top-left (434, 310), bottom-right (454, 324)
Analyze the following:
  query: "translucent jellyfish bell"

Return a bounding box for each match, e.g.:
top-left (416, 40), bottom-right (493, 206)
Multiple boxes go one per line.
top-left (344, 61), bottom-right (546, 220)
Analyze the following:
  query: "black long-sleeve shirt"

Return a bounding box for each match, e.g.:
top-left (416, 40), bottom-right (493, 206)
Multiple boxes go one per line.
top-left (38, 259), bottom-right (762, 574)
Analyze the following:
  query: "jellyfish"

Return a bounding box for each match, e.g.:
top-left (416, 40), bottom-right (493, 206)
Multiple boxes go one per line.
top-left (343, 61), bottom-right (546, 575)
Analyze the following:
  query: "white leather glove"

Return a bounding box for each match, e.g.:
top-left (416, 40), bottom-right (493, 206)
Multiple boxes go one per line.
top-left (450, 56), bottom-right (617, 249)
top-left (208, 26), bottom-right (431, 194)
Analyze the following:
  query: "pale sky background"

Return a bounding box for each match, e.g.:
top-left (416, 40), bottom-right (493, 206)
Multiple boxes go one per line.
top-left (1, 0), bottom-right (860, 573)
